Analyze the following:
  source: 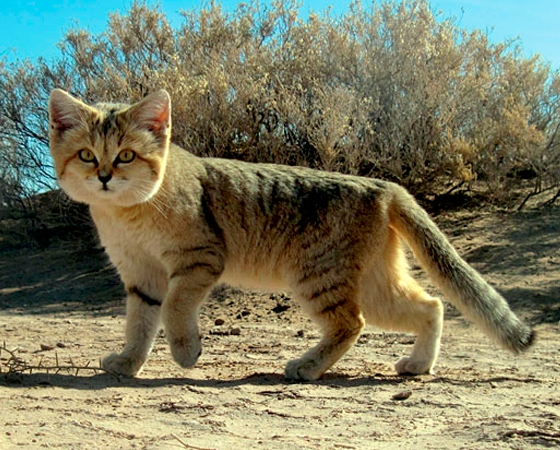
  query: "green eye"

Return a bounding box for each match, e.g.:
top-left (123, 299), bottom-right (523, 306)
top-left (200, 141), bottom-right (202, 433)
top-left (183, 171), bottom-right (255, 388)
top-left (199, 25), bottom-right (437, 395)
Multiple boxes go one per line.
top-left (116, 150), bottom-right (136, 164)
top-left (78, 149), bottom-right (97, 163)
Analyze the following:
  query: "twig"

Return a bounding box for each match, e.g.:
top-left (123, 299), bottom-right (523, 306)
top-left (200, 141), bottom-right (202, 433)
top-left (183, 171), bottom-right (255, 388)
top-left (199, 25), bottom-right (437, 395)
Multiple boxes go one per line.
top-left (1, 342), bottom-right (109, 377)
top-left (517, 183), bottom-right (560, 211)
top-left (171, 434), bottom-right (217, 450)
top-left (503, 429), bottom-right (560, 440)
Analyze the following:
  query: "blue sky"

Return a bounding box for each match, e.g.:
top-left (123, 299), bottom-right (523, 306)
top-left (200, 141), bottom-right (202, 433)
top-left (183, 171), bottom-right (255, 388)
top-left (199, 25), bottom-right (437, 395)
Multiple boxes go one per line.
top-left (1, 0), bottom-right (559, 69)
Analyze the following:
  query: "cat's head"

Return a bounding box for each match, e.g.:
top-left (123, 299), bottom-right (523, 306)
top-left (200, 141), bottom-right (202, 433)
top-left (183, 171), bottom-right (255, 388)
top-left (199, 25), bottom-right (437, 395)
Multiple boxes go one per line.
top-left (48, 89), bottom-right (171, 207)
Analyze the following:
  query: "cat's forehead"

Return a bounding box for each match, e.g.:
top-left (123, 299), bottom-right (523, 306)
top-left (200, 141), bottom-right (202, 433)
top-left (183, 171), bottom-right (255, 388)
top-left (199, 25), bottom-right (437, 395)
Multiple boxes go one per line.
top-left (94, 101), bottom-right (129, 113)
top-left (90, 102), bottom-right (131, 139)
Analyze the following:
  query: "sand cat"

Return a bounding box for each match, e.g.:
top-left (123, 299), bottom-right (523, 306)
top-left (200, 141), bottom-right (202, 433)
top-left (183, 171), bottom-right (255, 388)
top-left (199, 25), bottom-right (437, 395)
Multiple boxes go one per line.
top-left (48, 89), bottom-right (534, 380)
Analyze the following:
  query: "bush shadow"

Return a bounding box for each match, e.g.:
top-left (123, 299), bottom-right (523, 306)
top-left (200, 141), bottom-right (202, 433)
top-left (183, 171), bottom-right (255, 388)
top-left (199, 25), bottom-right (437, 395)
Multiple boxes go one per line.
top-left (0, 237), bottom-right (124, 316)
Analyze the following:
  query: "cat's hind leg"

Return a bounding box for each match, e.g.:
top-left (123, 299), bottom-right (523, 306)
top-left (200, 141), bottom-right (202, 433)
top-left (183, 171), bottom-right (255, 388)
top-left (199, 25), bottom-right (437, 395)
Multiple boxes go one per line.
top-left (391, 284), bottom-right (443, 375)
top-left (102, 286), bottom-right (162, 376)
top-left (359, 227), bottom-right (444, 375)
top-left (362, 272), bottom-right (443, 375)
top-left (286, 280), bottom-right (365, 381)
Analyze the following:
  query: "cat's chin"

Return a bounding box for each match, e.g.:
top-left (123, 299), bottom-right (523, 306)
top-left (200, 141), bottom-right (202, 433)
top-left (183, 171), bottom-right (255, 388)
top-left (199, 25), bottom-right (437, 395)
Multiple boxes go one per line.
top-left (63, 186), bottom-right (154, 208)
top-left (91, 191), bottom-right (153, 208)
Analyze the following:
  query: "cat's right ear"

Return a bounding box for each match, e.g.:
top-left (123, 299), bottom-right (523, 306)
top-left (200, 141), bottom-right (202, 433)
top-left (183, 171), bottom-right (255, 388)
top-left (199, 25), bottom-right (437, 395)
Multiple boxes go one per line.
top-left (129, 90), bottom-right (172, 136)
top-left (49, 89), bottom-right (92, 134)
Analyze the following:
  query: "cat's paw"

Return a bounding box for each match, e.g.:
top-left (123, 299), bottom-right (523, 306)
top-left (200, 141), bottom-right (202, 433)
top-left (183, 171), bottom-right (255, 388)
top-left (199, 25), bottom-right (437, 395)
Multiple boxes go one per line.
top-left (284, 358), bottom-right (323, 381)
top-left (168, 336), bottom-right (202, 368)
top-left (394, 357), bottom-right (433, 375)
top-left (101, 353), bottom-right (144, 377)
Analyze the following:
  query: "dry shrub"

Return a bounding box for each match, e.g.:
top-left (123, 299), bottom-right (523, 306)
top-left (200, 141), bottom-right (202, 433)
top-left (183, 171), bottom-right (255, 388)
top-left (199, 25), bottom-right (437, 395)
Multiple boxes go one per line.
top-left (1, 0), bottom-right (560, 217)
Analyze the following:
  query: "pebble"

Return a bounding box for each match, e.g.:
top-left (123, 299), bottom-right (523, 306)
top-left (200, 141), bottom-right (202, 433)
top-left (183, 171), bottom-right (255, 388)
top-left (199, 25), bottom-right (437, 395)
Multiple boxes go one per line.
top-left (272, 303), bottom-right (290, 314)
top-left (392, 390), bottom-right (413, 401)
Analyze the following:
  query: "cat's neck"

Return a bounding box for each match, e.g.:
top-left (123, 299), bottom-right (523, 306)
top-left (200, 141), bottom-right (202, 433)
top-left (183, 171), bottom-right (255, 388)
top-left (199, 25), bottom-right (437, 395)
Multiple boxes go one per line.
top-left (89, 198), bottom-right (155, 222)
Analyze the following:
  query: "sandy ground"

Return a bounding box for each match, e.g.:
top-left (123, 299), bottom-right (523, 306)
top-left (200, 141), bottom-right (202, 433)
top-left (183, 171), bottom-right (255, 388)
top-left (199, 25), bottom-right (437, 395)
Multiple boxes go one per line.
top-left (1, 206), bottom-right (559, 449)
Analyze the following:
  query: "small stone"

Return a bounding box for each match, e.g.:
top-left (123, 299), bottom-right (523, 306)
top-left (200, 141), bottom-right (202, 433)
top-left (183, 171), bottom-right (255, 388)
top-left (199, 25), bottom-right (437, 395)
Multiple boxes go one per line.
top-left (272, 303), bottom-right (290, 314)
top-left (229, 327), bottom-right (241, 336)
top-left (40, 344), bottom-right (54, 351)
top-left (214, 318), bottom-right (225, 326)
top-left (56, 342), bottom-right (67, 348)
top-left (392, 390), bottom-right (412, 401)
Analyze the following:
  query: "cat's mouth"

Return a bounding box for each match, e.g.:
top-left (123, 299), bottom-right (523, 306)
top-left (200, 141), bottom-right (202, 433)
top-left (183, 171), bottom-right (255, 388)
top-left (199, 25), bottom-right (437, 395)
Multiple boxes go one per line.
top-left (99, 183), bottom-right (114, 193)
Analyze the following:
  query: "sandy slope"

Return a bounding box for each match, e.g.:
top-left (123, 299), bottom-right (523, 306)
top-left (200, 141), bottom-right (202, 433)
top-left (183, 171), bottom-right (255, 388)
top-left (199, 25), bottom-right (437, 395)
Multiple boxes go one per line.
top-left (1, 207), bottom-right (559, 449)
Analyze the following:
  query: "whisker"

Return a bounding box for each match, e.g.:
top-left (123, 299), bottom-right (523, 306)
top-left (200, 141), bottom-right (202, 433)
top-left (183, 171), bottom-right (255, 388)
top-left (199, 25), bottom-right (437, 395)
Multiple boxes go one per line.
top-left (129, 184), bottom-right (171, 218)
top-left (148, 184), bottom-right (178, 217)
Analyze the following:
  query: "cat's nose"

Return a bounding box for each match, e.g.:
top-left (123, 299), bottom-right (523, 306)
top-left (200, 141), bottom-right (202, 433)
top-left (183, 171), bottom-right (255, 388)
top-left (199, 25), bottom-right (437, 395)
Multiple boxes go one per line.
top-left (98, 172), bottom-right (112, 187)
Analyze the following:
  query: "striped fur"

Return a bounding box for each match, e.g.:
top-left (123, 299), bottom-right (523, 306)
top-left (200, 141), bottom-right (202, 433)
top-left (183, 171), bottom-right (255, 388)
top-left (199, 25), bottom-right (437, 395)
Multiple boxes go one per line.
top-left (48, 89), bottom-right (534, 379)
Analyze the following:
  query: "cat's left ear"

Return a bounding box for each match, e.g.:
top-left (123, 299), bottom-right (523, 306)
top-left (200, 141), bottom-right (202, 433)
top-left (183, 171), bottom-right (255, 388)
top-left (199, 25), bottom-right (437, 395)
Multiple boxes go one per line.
top-left (130, 90), bottom-right (171, 136)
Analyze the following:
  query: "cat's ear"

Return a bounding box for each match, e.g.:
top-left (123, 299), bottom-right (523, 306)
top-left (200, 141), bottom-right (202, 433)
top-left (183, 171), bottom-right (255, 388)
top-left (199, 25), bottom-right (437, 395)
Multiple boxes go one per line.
top-left (129, 90), bottom-right (171, 136)
top-left (49, 89), bottom-right (92, 133)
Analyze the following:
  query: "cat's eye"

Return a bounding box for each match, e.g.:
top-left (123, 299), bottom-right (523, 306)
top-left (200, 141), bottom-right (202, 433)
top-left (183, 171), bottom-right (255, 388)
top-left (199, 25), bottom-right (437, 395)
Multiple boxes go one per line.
top-left (115, 150), bottom-right (136, 164)
top-left (78, 149), bottom-right (97, 164)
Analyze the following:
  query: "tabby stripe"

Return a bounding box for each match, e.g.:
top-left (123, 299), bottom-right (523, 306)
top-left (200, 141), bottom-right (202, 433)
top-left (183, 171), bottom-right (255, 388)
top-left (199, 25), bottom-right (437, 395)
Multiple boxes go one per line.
top-left (300, 235), bottom-right (362, 267)
top-left (320, 298), bottom-right (352, 315)
top-left (101, 109), bottom-right (118, 135)
top-left (135, 154), bottom-right (160, 177)
top-left (297, 266), bottom-right (335, 286)
top-left (128, 286), bottom-right (162, 306)
top-left (297, 251), bottom-right (343, 283)
top-left (163, 245), bottom-right (222, 258)
top-left (238, 196), bottom-right (248, 231)
top-left (170, 262), bottom-right (223, 280)
top-left (308, 281), bottom-right (351, 301)
top-left (200, 180), bottom-right (226, 244)
top-left (299, 256), bottom-right (362, 285)
top-left (255, 170), bottom-right (269, 215)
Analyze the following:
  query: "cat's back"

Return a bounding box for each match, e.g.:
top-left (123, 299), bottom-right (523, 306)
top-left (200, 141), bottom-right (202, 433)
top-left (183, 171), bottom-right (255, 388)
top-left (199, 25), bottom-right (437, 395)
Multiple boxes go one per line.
top-left (178, 150), bottom-right (394, 237)
top-left (188, 151), bottom-right (390, 206)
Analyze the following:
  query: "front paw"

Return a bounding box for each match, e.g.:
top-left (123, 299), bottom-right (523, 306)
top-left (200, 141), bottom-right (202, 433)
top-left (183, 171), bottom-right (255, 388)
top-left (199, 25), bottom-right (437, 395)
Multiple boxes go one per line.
top-left (101, 353), bottom-right (144, 377)
top-left (394, 356), bottom-right (433, 375)
top-left (168, 335), bottom-right (202, 368)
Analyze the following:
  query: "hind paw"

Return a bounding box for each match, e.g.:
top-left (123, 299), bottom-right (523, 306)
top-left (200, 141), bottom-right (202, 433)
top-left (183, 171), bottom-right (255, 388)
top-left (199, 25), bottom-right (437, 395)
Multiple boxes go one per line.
top-left (284, 358), bottom-right (323, 381)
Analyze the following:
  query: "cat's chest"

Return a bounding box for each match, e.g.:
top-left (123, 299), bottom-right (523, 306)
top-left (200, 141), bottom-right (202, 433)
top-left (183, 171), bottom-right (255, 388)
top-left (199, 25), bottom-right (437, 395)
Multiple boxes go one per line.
top-left (91, 207), bottom-right (167, 258)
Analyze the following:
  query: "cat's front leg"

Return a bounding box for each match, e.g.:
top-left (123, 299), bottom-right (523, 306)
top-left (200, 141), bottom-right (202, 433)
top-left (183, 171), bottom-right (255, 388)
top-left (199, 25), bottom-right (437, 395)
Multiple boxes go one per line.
top-left (161, 243), bottom-right (225, 369)
top-left (162, 272), bottom-right (218, 369)
top-left (102, 286), bottom-right (162, 376)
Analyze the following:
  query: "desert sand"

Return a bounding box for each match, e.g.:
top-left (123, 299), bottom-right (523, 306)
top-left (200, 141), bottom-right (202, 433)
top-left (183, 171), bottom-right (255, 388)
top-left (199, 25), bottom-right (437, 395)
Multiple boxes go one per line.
top-left (1, 206), bottom-right (559, 449)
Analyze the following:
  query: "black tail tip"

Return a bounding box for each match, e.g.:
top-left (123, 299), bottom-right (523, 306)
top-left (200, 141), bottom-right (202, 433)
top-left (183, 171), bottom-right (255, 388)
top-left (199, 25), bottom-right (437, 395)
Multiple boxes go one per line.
top-left (513, 328), bottom-right (536, 353)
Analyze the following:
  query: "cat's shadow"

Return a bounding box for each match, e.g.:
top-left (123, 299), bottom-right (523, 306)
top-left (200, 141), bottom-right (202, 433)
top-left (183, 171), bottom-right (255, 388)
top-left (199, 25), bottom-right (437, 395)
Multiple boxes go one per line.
top-left (1, 371), bottom-right (411, 391)
top-left (2, 371), bottom-right (526, 391)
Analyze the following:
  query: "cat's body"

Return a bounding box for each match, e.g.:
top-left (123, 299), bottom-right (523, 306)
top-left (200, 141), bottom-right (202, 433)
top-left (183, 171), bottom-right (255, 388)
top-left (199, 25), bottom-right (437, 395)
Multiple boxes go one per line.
top-left (48, 89), bottom-right (534, 380)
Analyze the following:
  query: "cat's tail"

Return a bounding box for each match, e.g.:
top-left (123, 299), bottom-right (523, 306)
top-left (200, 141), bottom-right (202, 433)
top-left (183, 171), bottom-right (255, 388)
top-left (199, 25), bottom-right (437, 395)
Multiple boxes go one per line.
top-left (387, 183), bottom-right (535, 353)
